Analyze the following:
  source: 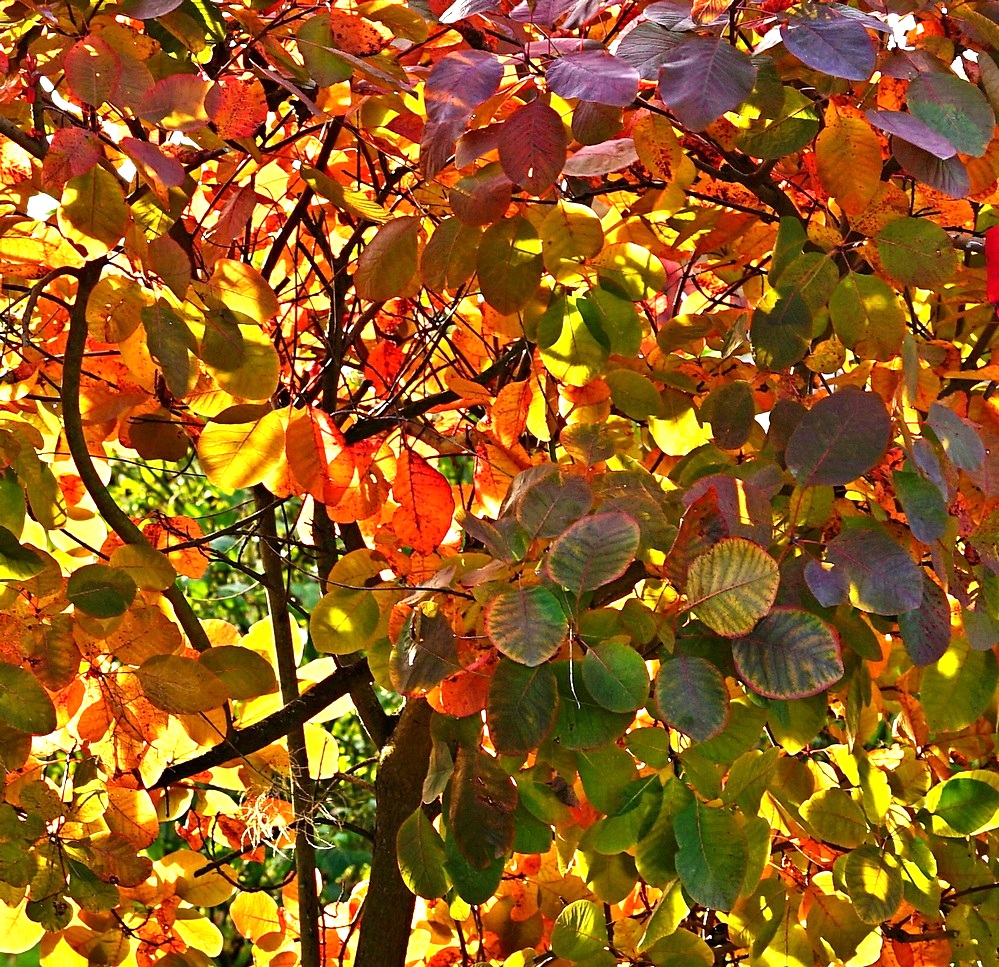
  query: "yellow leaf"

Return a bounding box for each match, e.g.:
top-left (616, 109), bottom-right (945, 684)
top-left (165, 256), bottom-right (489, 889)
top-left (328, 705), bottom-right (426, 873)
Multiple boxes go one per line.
top-left (58, 166), bottom-right (129, 258)
top-left (109, 544), bottom-right (177, 591)
top-left (0, 897), bottom-right (44, 953)
top-left (206, 259), bottom-right (279, 324)
top-left (198, 409), bottom-right (286, 490)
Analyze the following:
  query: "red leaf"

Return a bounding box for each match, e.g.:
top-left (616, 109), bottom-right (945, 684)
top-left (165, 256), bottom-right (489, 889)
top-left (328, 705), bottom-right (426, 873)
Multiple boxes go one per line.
top-left (64, 35), bottom-right (121, 106)
top-left (986, 226), bottom-right (999, 305)
top-left (498, 99), bottom-right (567, 195)
top-left (206, 76), bottom-right (269, 140)
top-left (392, 451), bottom-right (455, 554)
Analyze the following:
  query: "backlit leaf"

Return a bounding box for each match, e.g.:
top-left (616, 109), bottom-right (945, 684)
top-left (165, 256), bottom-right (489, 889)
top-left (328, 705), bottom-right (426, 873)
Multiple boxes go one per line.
top-left (815, 115), bottom-right (882, 214)
top-left (198, 410), bottom-right (286, 491)
top-left (921, 640), bottom-right (998, 734)
top-left (829, 273), bottom-right (905, 360)
top-left (0, 527), bottom-right (43, 582)
top-left (487, 659), bottom-right (559, 753)
top-left (732, 608), bottom-right (843, 699)
top-left (58, 166), bottom-right (128, 257)
top-left (546, 512), bottom-right (641, 595)
top-left (685, 538), bottom-right (779, 637)
top-left (354, 216), bottom-right (422, 302)
top-left (551, 900), bottom-right (609, 961)
top-left (64, 36), bottom-right (121, 106)
top-left (546, 50), bottom-right (639, 107)
top-left (843, 845), bottom-right (903, 923)
top-left (785, 387), bottom-right (892, 487)
top-left (311, 587), bottom-right (380, 656)
top-left (67, 564), bottom-right (137, 618)
top-left (484, 586), bottom-right (567, 666)
top-left (876, 217), bottom-right (958, 287)
top-left (477, 216), bottom-right (543, 314)
top-left (749, 287), bottom-right (810, 371)
top-left (927, 403), bottom-right (985, 472)
top-left (800, 788), bottom-right (868, 848)
top-left (927, 777), bottom-right (999, 835)
top-left (199, 647), bottom-right (278, 701)
top-left (498, 99), bottom-right (566, 194)
top-left (392, 450), bottom-right (454, 554)
top-left (0, 664), bottom-right (56, 735)
top-left (136, 654), bottom-right (229, 714)
top-left (397, 809), bottom-right (448, 898)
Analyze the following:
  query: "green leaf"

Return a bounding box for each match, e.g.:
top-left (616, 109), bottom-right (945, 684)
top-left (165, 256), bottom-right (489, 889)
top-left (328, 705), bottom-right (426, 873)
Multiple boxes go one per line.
top-left (443, 830), bottom-right (504, 905)
top-left (580, 641), bottom-right (649, 713)
top-left (142, 301), bottom-right (197, 398)
top-left (700, 380), bottom-right (755, 449)
top-left (516, 473), bottom-right (593, 539)
top-left (893, 470), bottom-right (948, 544)
top-left (546, 512), bottom-right (640, 595)
top-left (420, 216), bottom-right (480, 291)
top-left (829, 273), bottom-right (905, 360)
top-left (553, 661), bottom-right (633, 750)
top-left (927, 403), bottom-right (985, 472)
top-left (732, 608), bottom-right (843, 699)
top-left (675, 800), bottom-right (748, 911)
top-left (0, 527), bottom-right (43, 582)
top-left (653, 655), bottom-right (729, 742)
top-left (842, 845), bottom-right (903, 923)
top-left (302, 165), bottom-right (390, 223)
top-left (921, 640), bottom-right (998, 734)
top-left (685, 538), bottom-right (779, 637)
top-left (551, 900), bottom-right (608, 961)
top-left (66, 564), bottom-right (137, 618)
top-left (800, 789), bottom-right (868, 848)
top-left (577, 287), bottom-right (643, 356)
top-left (477, 215), bottom-right (543, 314)
top-left (606, 369), bottom-right (666, 421)
top-left (136, 654), bottom-right (229, 714)
top-left (591, 242), bottom-right (666, 301)
top-left (929, 778), bottom-right (999, 835)
top-left (354, 216), bottom-right (422, 302)
top-left (397, 809), bottom-right (448, 899)
top-left (749, 287), bottom-right (810, 371)
top-left (198, 647), bottom-right (278, 701)
top-left (487, 660), bottom-right (559, 754)
top-left (311, 587), bottom-right (380, 656)
top-left (296, 13), bottom-right (353, 86)
top-left (537, 293), bottom-right (610, 387)
top-left (785, 387), bottom-right (892, 487)
top-left (448, 747), bottom-right (517, 869)
top-left (908, 72), bottom-right (994, 157)
top-left (736, 87), bottom-right (820, 160)
top-left (0, 664), bottom-right (56, 735)
top-left (484, 586), bottom-right (567, 666)
top-left (875, 217), bottom-right (958, 287)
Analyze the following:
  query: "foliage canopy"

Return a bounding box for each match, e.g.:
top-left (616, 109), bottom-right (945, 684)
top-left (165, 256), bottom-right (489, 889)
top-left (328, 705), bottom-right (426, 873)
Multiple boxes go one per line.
top-left (2, 0), bottom-right (999, 965)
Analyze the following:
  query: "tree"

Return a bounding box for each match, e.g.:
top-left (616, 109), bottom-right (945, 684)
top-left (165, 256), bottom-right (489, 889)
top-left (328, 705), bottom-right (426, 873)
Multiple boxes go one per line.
top-left (3, 0), bottom-right (999, 964)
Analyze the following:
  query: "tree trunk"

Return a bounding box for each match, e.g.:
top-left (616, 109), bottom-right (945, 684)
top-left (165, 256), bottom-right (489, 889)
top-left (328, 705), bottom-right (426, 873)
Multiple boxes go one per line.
top-left (354, 699), bottom-right (433, 967)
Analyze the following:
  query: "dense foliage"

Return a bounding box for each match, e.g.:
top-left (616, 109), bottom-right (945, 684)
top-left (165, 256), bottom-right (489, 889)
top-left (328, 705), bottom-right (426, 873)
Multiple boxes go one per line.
top-left (3, 0), bottom-right (999, 964)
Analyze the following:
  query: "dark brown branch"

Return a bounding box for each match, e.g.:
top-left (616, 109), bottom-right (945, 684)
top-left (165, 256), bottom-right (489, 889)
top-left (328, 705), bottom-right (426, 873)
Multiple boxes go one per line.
top-left (61, 260), bottom-right (212, 653)
top-left (152, 660), bottom-right (374, 788)
top-left (0, 116), bottom-right (46, 159)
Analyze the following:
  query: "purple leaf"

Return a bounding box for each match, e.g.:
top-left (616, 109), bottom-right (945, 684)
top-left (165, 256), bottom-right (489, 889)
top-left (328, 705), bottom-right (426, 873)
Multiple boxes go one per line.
top-left (892, 138), bottom-right (970, 199)
top-left (865, 109), bottom-right (956, 159)
top-left (424, 50), bottom-right (505, 126)
top-left (509, 0), bottom-right (576, 25)
top-left (439, 0), bottom-right (499, 22)
top-left (562, 138), bottom-right (638, 175)
top-left (614, 22), bottom-right (684, 80)
top-left (898, 575), bottom-right (950, 666)
top-left (546, 49), bottom-right (640, 107)
top-left (781, 6), bottom-right (876, 81)
top-left (657, 37), bottom-right (756, 131)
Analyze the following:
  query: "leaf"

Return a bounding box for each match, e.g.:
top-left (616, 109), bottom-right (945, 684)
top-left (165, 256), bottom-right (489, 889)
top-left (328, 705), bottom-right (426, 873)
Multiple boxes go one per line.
top-left (487, 659), bottom-right (559, 754)
top-left (891, 138), bottom-right (970, 199)
top-left (498, 99), bottom-right (566, 194)
top-left (875, 217), bottom-right (958, 287)
top-left (927, 403), bottom-right (985, 471)
top-left (136, 654), bottom-right (229, 714)
top-left (732, 608), bottom-right (843, 699)
top-left (540, 202), bottom-right (604, 278)
top-left (0, 527), bottom-right (43, 582)
top-left (311, 587), bottom-right (380, 656)
top-left (296, 13), bottom-right (353, 87)
top-left (354, 216), bottom-right (422, 302)
top-left (206, 259), bottom-right (279, 325)
top-left (516, 473), bottom-right (592, 539)
top-left (675, 800), bottom-right (748, 911)
top-left (198, 647), bottom-right (278, 701)
top-left (448, 746), bottom-right (517, 869)
top-left (928, 777), bottom-right (999, 835)
top-left (657, 37), bottom-right (756, 131)
top-left (685, 538), bottom-right (779, 637)
top-left (392, 450), bottom-right (455, 554)
top-left (736, 88), bottom-right (820, 160)
top-left (781, 5), bottom-right (876, 81)
top-left (749, 287), bottom-right (810, 371)
top-left (865, 109), bottom-right (957, 159)
top-left (546, 50), bottom-right (639, 107)
top-left (66, 564), bottom-right (137, 618)
top-left (64, 36), bottom-right (121, 106)
top-left (815, 114), bottom-right (883, 214)
top-left (391, 608), bottom-right (461, 692)
top-left (580, 641), bottom-right (649, 713)
top-left (804, 520), bottom-right (923, 615)
top-left (921, 641), bottom-right (998, 734)
top-left (829, 273), bottom-right (905, 361)
top-left (785, 387), bottom-right (892, 486)
top-left (484, 586), bottom-right (567, 666)
top-left (898, 573), bottom-right (951, 666)
top-left (58, 166), bottom-right (128, 257)
top-left (632, 111), bottom-right (684, 182)
top-left (561, 137), bottom-right (639, 176)
top-left (420, 217), bottom-right (481, 292)
top-left (477, 216), bottom-right (543, 314)
top-left (0, 664), bottom-right (56, 735)
top-left (907, 72), bottom-right (994, 158)
top-left (138, 74), bottom-right (211, 131)
top-left (551, 900), bottom-right (609, 961)
top-left (301, 166), bottom-right (391, 223)
top-left (397, 809), bottom-right (448, 899)
top-left (800, 788), bottom-right (868, 848)
top-left (843, 845), bottom-right (903, 923)
top-left (546, 512), bottom-right (641, 594)
top-left (205, 76), bottom-right (268, 139)
top-left (654, 654), bottom-right (729, 742)
top-left (197, 410), bottom-right (286, 491)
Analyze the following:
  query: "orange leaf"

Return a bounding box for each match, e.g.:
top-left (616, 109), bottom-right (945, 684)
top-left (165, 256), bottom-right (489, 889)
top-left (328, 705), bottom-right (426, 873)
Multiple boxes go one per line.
top-left (285, 407), bottom-right (354, 504)
top-left (364, 342), bottom-right (405, 395)
top-left (391, 450), bottom-right (455, 554)
top-left (206, 76), bottom-right (268, 140)
top-left (490, 379), bottom-right (533, 448)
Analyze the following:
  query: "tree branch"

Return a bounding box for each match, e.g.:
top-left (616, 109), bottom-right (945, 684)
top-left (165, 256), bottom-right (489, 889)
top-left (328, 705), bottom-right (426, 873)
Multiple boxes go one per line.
top-left (61, 260), bottom-right (212, 653)
top-left (152, 660), bottom-right (373, 788)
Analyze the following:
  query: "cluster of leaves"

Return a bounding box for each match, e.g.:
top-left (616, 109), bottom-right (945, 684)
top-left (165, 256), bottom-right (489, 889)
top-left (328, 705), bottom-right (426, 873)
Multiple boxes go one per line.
top-left (3, 0), bottom-right (999, 965)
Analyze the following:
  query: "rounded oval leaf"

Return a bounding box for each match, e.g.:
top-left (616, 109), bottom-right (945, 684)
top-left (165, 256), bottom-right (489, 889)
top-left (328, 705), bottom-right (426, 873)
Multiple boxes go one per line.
top-left (685, 538), bottom-right (779, 637)
top-left (843, 845), bottom-right (903, 923)
top-left (311, 588), bottom-right (380, 655)
top-left (876, 217), bottom-right (958, 287)
top-left (580, 641), bottom-right (649, 713)
top-left (66, 564), bottom-right (137, 618)
top-left (546, 512), bottom-right (641, 595)
top-left (136, 655), bottom-right (229, 714)
top-left (785, 387), bottom-right (891, 487)
top-left (0, 664), bottom-right (56, 735)
top-left (732, 607), bottom-right (844, 699)
top-left (487, 659), bottom-right (559, 754)
top-left (654, 655), bottom-right (729, 743)
top-left (485, 586), bottom-right (567, 666)
top-left (198, 647), bottom-right (278, 701)
top-left (551, 899), bottom-right (608, 960)
top-left (397, 809), bottom-right (448, 899)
